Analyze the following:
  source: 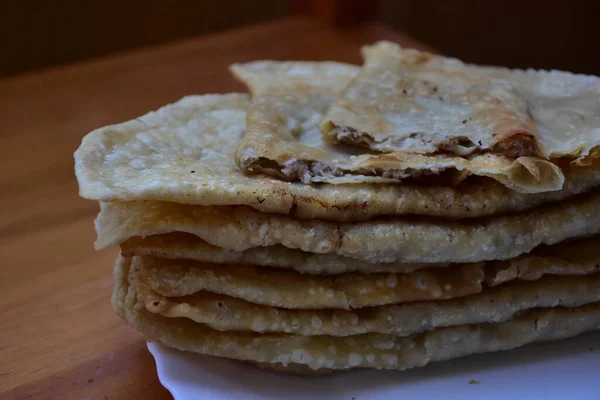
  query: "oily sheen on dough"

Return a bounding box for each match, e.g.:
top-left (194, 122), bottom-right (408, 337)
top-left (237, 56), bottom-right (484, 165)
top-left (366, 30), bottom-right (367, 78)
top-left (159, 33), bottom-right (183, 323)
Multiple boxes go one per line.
top-left (321, 41), bottom-right (600, 162)
top-left (95, 188), bottom-right (600, 263)
top-left (136, 274), bottom-right (600, 337)
top-left (233, 61), bottom-right (563, 193)
top-left (74, 94), bottom-right (600, 220)
top-left (122, 232), bottom-right (600, 277)
top-left (113, 256), bottom-right (600, 372)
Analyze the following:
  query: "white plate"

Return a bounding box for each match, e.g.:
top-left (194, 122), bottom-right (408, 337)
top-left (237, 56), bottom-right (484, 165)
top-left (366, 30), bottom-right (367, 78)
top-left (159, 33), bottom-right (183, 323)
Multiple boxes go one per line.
top-left (148, 331), bottom-right (600, 400)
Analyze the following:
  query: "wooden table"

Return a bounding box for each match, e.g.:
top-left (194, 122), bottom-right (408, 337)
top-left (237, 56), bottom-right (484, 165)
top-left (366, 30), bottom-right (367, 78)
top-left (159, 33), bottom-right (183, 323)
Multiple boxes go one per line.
top-left (0, 17), bottom-right (429, 400)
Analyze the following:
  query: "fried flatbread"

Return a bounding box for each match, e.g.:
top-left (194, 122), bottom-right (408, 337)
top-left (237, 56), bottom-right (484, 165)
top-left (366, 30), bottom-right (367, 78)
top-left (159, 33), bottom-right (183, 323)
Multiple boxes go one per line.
top-left (233, 61), bottom-right (563, 193)
top-left (133, 256), bottom-right (485, 309)
top-left (121, 232), bottom-right (600, 277)
top-left (131, 244), bottom-right (600, 309)
top-left (321, 42), bottom-right (600, 163)
top-left (74, 93), bottom-right (600, 221)
top-left (95, 188), bottom-right (600, 263)
top-left (121, 233), bottom-right (441, 274)
top-left (137, 273), bottom-right (600, 337)
top-left (113, 256), bottom-right (600, 372)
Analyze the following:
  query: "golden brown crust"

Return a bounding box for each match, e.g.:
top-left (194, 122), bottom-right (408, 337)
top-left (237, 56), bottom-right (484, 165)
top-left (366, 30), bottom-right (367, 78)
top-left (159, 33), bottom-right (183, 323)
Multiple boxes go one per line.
top-left (322, 42), bottom-right (600, 162)
top-left (96, 188), bottom-right (600, 264)
top-left (121, 232), bottom-right (600, 277)
top-left (233, 61), bottom-right (564, 193)
top-left (121, 232), bottom-right (444, 275)
top-left (137, 274), bottom-right (600, 337)
top-left (133, 255), bottom-right (485, 309)
top-left (74, 94), bottom-right (600, 220)
top-left (113, 257), bottom-right (600, 372)
top-left (322, 42), bottom-right (540, 157)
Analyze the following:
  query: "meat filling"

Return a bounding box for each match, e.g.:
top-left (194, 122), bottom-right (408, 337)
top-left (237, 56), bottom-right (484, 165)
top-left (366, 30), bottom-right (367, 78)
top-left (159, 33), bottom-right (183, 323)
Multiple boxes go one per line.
top-left (279, 158), bottom-right (443, 184)
top-left (332, 126), bottom-right (537, 158)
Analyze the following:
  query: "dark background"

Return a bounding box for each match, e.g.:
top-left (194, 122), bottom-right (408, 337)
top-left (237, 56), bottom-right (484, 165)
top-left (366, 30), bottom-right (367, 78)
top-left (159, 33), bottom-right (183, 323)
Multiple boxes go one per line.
top-left (1, 0), bottom-right (598, 77)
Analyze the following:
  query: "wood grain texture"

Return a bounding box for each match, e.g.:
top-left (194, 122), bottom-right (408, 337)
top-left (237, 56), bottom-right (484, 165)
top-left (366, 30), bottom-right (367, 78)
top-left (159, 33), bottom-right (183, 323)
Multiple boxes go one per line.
top-left (0, 17), bottom-right (427, 400)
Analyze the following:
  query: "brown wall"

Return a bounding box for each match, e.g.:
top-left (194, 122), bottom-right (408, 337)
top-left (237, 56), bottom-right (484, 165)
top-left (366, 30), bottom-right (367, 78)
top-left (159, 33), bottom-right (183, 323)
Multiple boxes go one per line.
top-left (2, 1), bottom-right (599, 77)
top-left (0, 0), bottom-right (287, 77)
top-left (381, 0), bottom-right (600, 74)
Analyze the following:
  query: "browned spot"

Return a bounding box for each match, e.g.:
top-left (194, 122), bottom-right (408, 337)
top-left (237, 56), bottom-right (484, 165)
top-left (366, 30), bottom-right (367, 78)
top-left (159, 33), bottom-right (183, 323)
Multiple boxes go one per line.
top-left (492, 134), bottom-right (537, 157)
top-left (440, 136), bottom-right (476, 152)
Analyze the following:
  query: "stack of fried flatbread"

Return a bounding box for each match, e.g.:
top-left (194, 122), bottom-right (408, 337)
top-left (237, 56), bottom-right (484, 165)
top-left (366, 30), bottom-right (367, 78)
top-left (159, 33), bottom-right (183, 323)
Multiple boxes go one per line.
top-left (75, 41), bottom-right (600, 373)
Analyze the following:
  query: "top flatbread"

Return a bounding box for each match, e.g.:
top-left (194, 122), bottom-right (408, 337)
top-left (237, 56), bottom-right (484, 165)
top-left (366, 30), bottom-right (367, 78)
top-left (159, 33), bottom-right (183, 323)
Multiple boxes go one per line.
top-left (74, 94), bottom-right (600, 221)
top-left (233, 61), bottom-right (563, 193)
top-left (321, 41), bottom-right (600, 162)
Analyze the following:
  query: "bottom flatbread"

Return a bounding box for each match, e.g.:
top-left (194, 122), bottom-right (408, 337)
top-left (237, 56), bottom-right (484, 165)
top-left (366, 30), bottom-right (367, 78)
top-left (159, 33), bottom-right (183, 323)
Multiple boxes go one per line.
top-left (114, 256), bottom-right (600, 372)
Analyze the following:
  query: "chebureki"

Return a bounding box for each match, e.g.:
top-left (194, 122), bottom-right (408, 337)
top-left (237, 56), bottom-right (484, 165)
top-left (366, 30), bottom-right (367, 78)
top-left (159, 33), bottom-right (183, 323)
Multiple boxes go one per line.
top-left (234, 60), bottom-right (565, 193)
top-left (75, 94), bottom-right (600, 221)
top-left (115, 256), bottom-right (600, 372)
top-left (95, 189), bottom-right (600, 263)
top-left (322, 42), bottom-right (600, 161)
top-left (122, 232), bottom-right (600, 277)
top-left (76, 41), bottom-right (600, 375)
top-left (138, 272), bottom-right (600, 337)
